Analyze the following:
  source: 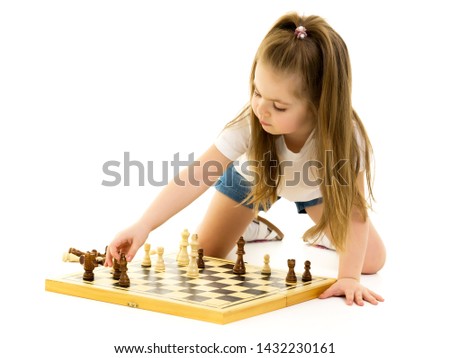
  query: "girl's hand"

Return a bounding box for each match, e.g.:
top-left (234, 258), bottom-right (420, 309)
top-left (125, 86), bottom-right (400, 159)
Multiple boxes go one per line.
top-left (319, 278), bottom-right (384, 306)
top-left (104, 222), bottom-right (150, 267)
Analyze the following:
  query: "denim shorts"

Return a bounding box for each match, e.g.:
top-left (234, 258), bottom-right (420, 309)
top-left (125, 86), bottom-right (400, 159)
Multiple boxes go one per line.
top-left (215, 165), bottom-right (323, 214)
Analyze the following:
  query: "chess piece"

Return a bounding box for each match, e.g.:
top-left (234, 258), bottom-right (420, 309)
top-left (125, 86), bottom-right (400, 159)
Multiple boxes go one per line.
top-left (118, 253), bottom-right (130, 288)
top-left (80, 251), bottom-right (96, 281)
top-left (190, 233), bottom-right (199, 257)
top-left (301, 260), bottom-right (312, 282)
top-left (261, 254), bottom-right (271, 275)
top-left (285, 259), bottom-right (297, 285)
top-left (197, 248), bottom-right (205, 269)
top-left (112, 257), bottom-right (121, 280)
top-left (62, 252), bottom-right (79, 262)
top-left (187, 253), bottom-right (199, 278)
top-left (233, 237), bottom-right (246, 275)
top-left (69, 247), bottom-right (85, 257)
top-left (155, 246), bottom-right (165, 272)
top-left (141, 243), bottom-right (152, 268)
top-left (177, 229), bottom-right (190, 266)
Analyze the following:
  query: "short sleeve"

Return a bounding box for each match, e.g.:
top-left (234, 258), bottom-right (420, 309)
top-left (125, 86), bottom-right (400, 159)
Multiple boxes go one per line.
top-left (214, 116), bottom-right (251, 161)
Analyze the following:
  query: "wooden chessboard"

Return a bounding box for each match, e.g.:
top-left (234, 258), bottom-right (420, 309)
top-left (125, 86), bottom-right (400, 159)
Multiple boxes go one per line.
top-left (45, 254), bottom-right (336, 324)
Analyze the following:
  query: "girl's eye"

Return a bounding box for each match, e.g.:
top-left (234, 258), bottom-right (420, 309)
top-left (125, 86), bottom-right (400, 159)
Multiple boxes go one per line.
top-left (273, 104), bottom-right (287, 112)
top-left (254, 90), bottom-right (286, 112)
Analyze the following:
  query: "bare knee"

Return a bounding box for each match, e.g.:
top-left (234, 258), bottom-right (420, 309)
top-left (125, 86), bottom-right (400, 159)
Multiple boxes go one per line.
top-left (362, 238), bottom-right (386, 274)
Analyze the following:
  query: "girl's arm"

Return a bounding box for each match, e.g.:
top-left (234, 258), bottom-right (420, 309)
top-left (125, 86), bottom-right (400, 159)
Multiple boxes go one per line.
top-left (105, 144), bottom-right (232, 266)
top-left (319, 173), bottom-right (384, 305)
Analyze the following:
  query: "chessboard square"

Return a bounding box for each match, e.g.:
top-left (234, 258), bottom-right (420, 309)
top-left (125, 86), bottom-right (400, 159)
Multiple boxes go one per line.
top-left (214, 278), bottom-right (244, 286)
top-left (197, 275), bottom-right (228, 282)
top-left (157, 284), bottom-right (184, 292)
top-left (130, 278), bottom-right (149, 286)
top-left (217, 284), bottom-right (248, 292)
top-left (234, 281), bottom-right (262, 289)
top-left (265, 281), bottom-right (287, 289)
top-left (225, 274), bottom-right (247, 282)
top-left (93, 278), bottom-right (115, 286)
top-left (246, 278), bottom-right (275, 286)
top-left (198, 298), bottom-right (230, 306)
top-left (209, 288), bottom-right (236, 295)
top-left (145, 287), bottom-right (174, 295)
top-left (185, 295), bottom-right (217, 303)
top-left (158, 278), bottom-right (182, 286)
top-left (204, 260), bottom-right (234, 268)
top-left (201, 282), bottom-right (229, 289)
top-left (184, 278), bottom-right (214, 286)
top-left (201, 267), bottom-right (231, 274)
top-left (133, 284), bottom-right (155, 292)
top-left (178, 287), bottom-right (208, 295)
top-left (192, 291), bottom-right (223, 299)
top-left (165, 291), bottom-right (194, 300)
top-left (241, 288), bottom-right (273, 295)
top-left (228, 291), bottom-right (256, 299)
top-left (213, 294), bottom-right (243, 303)
top-left (249, 285), bottom-right (280, 293)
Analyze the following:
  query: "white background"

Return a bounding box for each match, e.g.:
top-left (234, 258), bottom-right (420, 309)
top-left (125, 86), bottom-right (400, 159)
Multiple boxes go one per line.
top-left (1, 0), bottom-right (449, 357)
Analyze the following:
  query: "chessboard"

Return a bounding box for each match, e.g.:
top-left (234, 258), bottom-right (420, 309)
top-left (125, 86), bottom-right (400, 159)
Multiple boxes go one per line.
top-left (45, 254), bottom-right (336, 324)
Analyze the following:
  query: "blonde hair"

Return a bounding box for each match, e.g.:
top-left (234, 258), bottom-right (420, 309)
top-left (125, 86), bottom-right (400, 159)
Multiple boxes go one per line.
top-left (229, 12), bottom-right (374, 252)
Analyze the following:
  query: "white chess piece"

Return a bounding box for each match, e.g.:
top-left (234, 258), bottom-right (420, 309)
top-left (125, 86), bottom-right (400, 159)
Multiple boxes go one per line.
top-left (155, 247), bottom-right (165, 272)
top-left (62, 252), bottom-right (79, 262)
top-left (190, 233), bottom-right (199, 257)
top-left (177, 229), bottom-right (190, 266)
top-left (187, 253), bottom-right (199, 278)
top-left (261, 254), bottom-right (271, 275)
top-left (141, 243), bottom-right (151, 267)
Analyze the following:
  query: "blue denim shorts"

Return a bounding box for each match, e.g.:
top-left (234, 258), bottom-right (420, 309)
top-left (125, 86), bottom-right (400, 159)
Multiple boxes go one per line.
top-left (215, 165), bottom-right (323, 214)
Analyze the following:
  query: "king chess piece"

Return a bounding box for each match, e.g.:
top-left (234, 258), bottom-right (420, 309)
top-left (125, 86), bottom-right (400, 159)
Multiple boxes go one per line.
top-left (233, 237), bottom-right (246, 275)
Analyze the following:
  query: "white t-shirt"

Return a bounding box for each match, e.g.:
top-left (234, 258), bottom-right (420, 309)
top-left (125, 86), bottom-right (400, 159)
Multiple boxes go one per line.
top-left (214, 115), bottom-right (365, 202)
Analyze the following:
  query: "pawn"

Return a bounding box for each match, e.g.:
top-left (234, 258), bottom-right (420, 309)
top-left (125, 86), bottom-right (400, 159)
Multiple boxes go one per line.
top-left (197, 248), bottom-right (205, 269)
top-left (155, 246), bottom-right (165, 272)
top-left (301, 260), bottom-right (312, 282)
top-left (261, 254), bottom-right (271, 275)
top-left (118, 253), bottom-right (130, 288)
top-left (112, 257), bottom-right (121, 280)
top-left (285, 259), bottom-right (297, 285)
top-left (141, 243), bottom-right (152, 268)
top-left (187, 253), bottom-right (199, 278)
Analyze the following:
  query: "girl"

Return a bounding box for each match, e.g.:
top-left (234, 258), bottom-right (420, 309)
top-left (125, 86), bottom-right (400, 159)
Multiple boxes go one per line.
top-left (105, 12), bottom-right (386, 306)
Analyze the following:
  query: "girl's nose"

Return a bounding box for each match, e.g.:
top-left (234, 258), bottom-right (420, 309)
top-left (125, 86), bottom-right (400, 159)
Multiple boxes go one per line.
top-left (257, 100), bottom-right (270, 119)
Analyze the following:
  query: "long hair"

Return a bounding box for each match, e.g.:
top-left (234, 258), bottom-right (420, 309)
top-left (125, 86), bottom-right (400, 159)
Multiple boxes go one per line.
top-left (229, 13), bottom-right (374, 252)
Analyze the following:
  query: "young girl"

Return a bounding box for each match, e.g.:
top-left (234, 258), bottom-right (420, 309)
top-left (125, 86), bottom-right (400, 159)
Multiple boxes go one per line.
top-left (105, 12), bottom-right (386, 306)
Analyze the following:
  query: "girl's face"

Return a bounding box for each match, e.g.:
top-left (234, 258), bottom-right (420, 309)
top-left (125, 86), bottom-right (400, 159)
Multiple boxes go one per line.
top-left (251, 62), bottom-right (314, 140)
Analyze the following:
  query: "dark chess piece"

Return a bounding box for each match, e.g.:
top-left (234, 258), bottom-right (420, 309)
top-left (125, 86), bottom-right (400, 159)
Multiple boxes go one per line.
top-left (118, 253), bottom-right (130, 288)
top-left (80, 251), bottom-right (96, 282)
top-left (302, 260), bottom-right (312, 282)
top-left (285, 259), bottom-right (297, 285)
top-left (112, 257), bottom-right (121, 280)
top-left (233, 237), bottom-right (246, 275)
top-left (197, 248), bottom-right (205, 269)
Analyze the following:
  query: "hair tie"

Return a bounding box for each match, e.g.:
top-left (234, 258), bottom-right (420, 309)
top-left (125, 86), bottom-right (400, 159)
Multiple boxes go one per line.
top-left (294, 26), bottom-right (307, 39)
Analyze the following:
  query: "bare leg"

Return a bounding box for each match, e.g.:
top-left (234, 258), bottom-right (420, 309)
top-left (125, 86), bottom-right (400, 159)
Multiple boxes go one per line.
top-left (305, 203), bottom-right (386, 274)
top-left (196, 191), bottom-right (255, 258)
